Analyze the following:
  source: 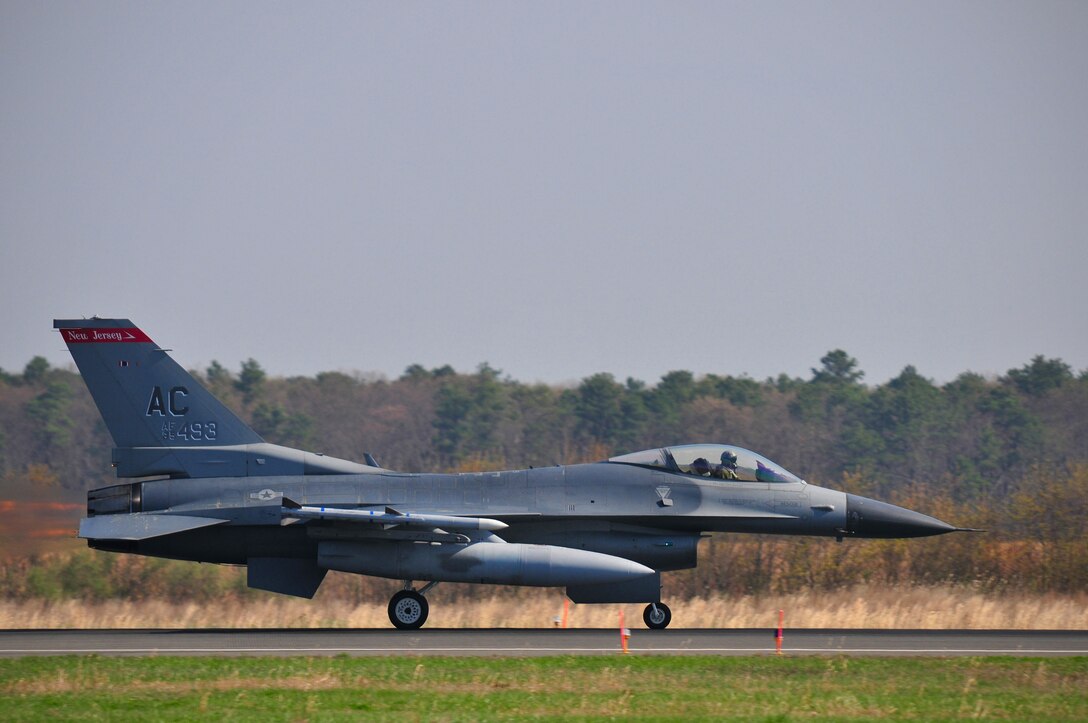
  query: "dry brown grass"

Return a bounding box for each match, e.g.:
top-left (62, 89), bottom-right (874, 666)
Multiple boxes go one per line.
top-left (2, 586), bottom-right (1085, 629)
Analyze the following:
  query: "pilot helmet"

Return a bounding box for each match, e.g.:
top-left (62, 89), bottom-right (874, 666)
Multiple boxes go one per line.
top-left (720, 450), bottom-right (738, 468)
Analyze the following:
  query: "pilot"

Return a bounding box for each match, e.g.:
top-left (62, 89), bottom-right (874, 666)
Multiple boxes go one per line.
top-left (691, 457), bottom-right (712, 476)
top-left (716, 450), bottom-right (739, 480)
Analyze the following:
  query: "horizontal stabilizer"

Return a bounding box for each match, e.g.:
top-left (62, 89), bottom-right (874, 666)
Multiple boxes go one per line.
top-left (79, 514), bottom-right (228, 541)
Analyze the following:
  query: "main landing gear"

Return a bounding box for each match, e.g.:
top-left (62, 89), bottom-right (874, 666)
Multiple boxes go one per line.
top-left (643, 602), bottom-right (672, 629)
top-left (389, 581), bottom-right (439, 630)
top-left (388, 583), bottom-right (673, 631)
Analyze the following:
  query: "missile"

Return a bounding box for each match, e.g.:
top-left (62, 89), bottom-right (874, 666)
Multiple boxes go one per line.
top-left (281, 499), bottom-right (508, 532)
top-left (319, 539), bottom-right (655, 587)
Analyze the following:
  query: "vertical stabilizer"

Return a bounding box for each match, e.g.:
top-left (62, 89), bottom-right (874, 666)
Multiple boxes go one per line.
top-left (55, 318), bottom-right (377, 479)
top-left (54, 318), bottom-right (262, 449)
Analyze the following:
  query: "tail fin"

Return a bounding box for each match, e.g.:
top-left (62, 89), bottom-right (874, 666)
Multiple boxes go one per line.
top-left (55, 318), bottom-right (377, 479)
top-left (54, 318), bottom-right (262, 449)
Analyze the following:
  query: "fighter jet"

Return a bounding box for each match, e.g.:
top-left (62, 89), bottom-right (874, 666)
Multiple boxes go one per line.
top-left (57, 318), bottom-right (965, 629)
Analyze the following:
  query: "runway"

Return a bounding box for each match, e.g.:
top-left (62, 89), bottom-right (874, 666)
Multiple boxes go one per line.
top-left (2, 628), bottom-right (1086, 657)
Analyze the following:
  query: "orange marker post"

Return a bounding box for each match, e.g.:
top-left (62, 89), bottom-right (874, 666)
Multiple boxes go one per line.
top-left (775, 609), bottom-right (784, 655)
top-left (619, 609), bottom-right (630, 654)
top-left (554, 599), bottom-right (572, 628)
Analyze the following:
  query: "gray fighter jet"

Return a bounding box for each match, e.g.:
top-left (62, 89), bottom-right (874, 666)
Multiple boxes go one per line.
top-left (57, 318), bottom-right (965, 629)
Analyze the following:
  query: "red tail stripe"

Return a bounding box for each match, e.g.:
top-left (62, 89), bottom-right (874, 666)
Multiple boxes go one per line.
top-left (60, 328), bottom-right (153, 344)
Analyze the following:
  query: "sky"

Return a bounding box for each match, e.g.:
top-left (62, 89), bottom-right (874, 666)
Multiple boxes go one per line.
top-left (2, 2), bottom-right (1086, 388)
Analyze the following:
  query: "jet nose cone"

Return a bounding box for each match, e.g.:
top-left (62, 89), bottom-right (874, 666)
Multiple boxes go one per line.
top-left (845, 494), bottom-right (957, 538)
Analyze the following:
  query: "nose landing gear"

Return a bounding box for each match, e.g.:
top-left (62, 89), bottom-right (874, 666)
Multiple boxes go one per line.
top-left (643, 602), bottom-right (672, 629)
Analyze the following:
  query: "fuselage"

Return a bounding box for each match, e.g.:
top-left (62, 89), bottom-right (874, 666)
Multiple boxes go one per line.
top-left (87, 461), bottom-right (850, 564)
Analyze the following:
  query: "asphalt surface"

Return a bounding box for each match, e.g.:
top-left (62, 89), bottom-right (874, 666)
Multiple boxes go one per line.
top-left (1, 628), bottom-right (1086, 657)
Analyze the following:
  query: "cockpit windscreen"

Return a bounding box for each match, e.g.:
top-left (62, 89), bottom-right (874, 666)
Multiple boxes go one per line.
top-left (608, 444), bottom-right (804, 484)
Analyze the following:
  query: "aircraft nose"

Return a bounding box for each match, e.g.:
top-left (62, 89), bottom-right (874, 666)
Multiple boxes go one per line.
top-left (844, 494), bottom-right (957, 538)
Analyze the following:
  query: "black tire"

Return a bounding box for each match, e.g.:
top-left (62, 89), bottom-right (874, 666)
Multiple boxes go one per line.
top-left (643, 602), bottom-right (672, 630)
top-left (388, 590), bottom-right (429, 630)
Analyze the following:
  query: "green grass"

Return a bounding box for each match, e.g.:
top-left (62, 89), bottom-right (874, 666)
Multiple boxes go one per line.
top-left (1, 655), bottom-right (1086, 721)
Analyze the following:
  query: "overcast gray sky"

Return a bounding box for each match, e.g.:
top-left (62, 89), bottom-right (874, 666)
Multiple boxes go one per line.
top-left (3, 2), bottom-right (1086, 387)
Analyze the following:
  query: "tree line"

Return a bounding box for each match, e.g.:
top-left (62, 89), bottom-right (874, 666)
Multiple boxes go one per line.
top-left (6, 348), bottom-right (1084, 498)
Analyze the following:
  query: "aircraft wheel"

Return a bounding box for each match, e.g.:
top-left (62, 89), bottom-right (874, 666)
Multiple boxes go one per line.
top-left (388, 590), bottom-right (429, 630)
top-left (643, 602), bottom-right (672, 630)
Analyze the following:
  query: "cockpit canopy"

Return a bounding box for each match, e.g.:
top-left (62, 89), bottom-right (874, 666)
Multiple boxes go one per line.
top-left (608, 444), bottom-right (804, 484)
